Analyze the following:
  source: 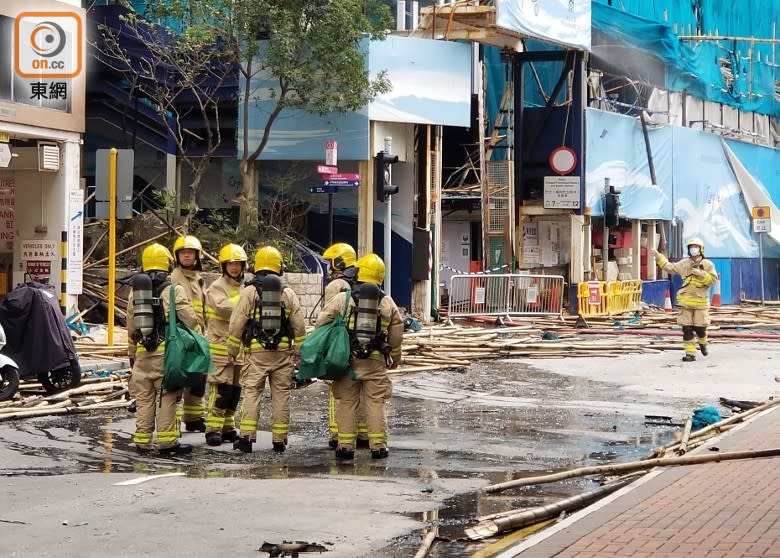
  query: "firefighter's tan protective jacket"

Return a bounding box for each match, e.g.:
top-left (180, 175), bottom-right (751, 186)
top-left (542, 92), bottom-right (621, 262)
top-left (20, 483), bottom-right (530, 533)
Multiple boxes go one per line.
top-left (227, 282), bottom-right (307, 357)
top-left (316, 289), bottom-right (404, 363)
top-left (655, 254), bottom-right (716, 309)
top-left (205, 275), bottom-right (244, 364)
top-left (127, 283), bottom-right (197, 362)
top-left (170, 267), bottom-right (205, 332)
top-left (325, 277), bottom-right (351, 305)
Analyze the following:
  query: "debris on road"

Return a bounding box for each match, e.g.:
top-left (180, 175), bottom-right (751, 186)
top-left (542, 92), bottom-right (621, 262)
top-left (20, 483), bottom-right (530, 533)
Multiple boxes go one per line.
top-left (258, 541), bottom-right (328, 557)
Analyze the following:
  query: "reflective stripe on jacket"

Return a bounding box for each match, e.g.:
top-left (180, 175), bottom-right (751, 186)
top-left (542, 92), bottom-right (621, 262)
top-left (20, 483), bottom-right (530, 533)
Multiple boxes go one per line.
top-left (315, 289), bottom-right (404, 361)
top-left (205, 275), bottom-right (243, 362)
top-left (170, 267), bottom-right (206, 331)
top-left (655, 254), bottom-right (716, 309)
top-left (228, 283), bottom-right (306, 357)
top-left (127, 283), bottom-right (197, 359)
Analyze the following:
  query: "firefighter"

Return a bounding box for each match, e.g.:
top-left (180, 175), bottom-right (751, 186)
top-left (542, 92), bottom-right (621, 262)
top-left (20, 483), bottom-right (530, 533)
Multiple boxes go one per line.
top-left (228, 246), bottom-right (306, 453)
top-left (204, 243), bottom-right (247, 446)
top-left (652, 238), bottom-right (717, 361)
top-left (171, 235), bottom-right (208, 432)
top-left (315, 253), bottom-right (403, 460)
top-left (321, 242), bottom-right (365, 449)
top-left (127, 243), bottom-right (198, 455)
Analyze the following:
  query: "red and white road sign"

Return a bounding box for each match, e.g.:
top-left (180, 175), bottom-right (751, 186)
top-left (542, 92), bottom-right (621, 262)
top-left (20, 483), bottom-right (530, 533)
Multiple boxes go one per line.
top-left (317, 165), bottom-right (338, 175)
top-left (328, 173), bottom-right (359, 181)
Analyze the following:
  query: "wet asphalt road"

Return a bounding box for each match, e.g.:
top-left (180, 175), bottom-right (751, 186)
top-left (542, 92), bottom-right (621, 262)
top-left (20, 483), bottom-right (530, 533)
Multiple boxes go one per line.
top-left (0, 355), bottom-right (701, 558)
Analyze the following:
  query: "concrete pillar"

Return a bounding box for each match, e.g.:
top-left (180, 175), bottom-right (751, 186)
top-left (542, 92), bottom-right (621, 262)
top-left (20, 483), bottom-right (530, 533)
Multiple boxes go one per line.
top-left (358, 123), bottom-right (376, 256)
top-left (631, 220), bottom-right (642, 280)
top-left (570, 214), bottom-right (586, 284)
top-left (411, 125), bottom-right (432, 323)
top-left (648, 220), bottom-right (658, 280)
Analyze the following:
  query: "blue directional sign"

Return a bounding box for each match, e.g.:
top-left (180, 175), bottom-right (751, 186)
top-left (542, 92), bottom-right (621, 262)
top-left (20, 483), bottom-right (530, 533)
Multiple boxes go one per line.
top-left (310, 185), bottom-right (339, 194)
top-left (323, 179), bottom-right (359, 187)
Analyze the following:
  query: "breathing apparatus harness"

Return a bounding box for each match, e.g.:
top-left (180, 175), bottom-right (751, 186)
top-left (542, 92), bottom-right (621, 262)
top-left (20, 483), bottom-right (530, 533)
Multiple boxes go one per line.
top-left (242, 273), bottom-right (291, 351)
top-left (131, 271), bottom-right (170, 352)
top-left (349, 282), bottom-right (391, 361)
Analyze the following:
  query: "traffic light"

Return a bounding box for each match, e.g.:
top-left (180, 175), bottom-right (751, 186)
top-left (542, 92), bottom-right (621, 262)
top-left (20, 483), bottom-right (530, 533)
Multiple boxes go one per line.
top-left (375, 151), bottom-right (399, 203)
top-left (604, 187), bottom-right (620, 228)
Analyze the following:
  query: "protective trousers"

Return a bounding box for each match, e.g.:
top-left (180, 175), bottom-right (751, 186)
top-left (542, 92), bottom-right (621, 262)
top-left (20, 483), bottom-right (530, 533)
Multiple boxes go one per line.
top-left (677, 307), bottom-right (709, 356)
top-left (238, 350), bottom-right (295, 443)
top-left (332, 357), bottom-right (393, 451)
top-left (328, 384), bottom-right (368, 444)
top-left (206, 362), bottom-right (242, 434)
top-left (180, 374), bottom-right (207, 423)
top-left (130, 364), bottom-right (183, 450)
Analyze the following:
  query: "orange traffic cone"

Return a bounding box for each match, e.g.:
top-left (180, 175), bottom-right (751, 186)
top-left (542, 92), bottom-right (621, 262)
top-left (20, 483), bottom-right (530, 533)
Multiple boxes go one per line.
top-left (711, 273), bottom-right (721, 307)
top-left (663, 289), bottom-right (673, 312)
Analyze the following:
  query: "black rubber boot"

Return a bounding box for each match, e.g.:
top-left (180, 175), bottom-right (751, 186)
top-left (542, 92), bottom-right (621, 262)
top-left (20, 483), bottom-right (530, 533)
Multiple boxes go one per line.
top-left (184, 418), bottom-right (206, 432)
top-left (335, 447), bottom-right (355, 460)
top-left (158, 443), bottom-right (193, 456)
top-left (700, 345), bottom-right (709, 356)
top-left (234, 437), bottom-right (253, 453)
top-left (272, 441), bottom-right (286, 453)
top-left (328, 438), bottom-right (338, 449)
top-left (221, 430), bottom-right (239, 443)
top-left (371, 448), bottom-right (389, 460)
top-left (135, 445), bottom-right (153, 455)
top-left (682, 354), bottom-right (696, 362)
top-left (356, 438), bottom-right (370, 449)
top-left (206, 432), bottom-right (223, 446)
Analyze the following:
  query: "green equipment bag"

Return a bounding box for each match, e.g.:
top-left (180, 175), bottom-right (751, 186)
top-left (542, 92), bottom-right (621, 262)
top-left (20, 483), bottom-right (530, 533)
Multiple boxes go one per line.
top-left (296, 291), bottom-right (352, 381)
top-left (162, 285), bottom-right (215, 391)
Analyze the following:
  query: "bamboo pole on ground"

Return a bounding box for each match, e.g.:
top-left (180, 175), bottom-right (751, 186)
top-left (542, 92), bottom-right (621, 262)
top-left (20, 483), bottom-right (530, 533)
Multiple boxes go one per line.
top-left (483, 448), bottom-right (780, 494)
top-left (468, 475), bottom-right (638, 539)
top-left (676, 418), bottom-right (693, 455)
top-left (412, 530), bottom-right (437, 558)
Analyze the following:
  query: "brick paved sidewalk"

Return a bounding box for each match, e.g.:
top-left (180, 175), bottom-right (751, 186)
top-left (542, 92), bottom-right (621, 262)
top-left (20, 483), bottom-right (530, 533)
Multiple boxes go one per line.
top-left (505, 405), bottom-right (780, 558)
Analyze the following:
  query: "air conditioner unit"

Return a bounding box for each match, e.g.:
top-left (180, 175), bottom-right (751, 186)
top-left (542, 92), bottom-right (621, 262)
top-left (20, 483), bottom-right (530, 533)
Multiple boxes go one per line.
top-left (38, 142), bottom-right (60, 172)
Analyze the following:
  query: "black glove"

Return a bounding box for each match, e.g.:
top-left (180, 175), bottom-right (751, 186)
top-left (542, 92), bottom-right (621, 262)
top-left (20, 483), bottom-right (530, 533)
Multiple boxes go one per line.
top-left (129, 357), bottom-right (135, 368)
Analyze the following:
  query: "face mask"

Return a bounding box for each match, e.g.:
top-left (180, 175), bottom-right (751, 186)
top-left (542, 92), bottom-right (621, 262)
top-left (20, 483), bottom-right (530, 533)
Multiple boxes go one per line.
top-left (688, 247), bottom-right (701, 257)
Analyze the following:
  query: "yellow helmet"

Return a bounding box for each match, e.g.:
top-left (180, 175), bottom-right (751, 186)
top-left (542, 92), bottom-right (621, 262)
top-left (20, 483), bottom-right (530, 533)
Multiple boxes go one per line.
top-left (355, 253), bottom-right (385, 286)
top-left (172, 235), bottom-right (203, 269)
top-left (322, 242), bottom-right (356, 275)
top-left (687, 237), bottom-right (704, 251)
top-left (218, 243), bottom-right (248, 264)
top-left (254, 246), bottom-right (283, 274)
top-left (142, 243), bottom-right (174, 272)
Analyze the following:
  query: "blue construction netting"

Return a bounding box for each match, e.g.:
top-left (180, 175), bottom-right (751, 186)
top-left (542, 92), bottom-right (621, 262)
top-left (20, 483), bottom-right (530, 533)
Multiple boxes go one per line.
top-left (593, 1), bottom-right (779, 118)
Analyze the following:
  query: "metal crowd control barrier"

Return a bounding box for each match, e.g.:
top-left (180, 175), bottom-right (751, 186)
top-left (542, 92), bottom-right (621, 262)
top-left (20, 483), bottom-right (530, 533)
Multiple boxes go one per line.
top-left (447, 274), bottom-right (565, 321)
top-left (577, 280), bottom-right (643, 317)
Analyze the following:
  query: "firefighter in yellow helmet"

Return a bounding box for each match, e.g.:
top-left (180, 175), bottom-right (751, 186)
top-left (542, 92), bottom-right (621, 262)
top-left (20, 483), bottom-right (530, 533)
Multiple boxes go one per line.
top-left (228, 246), bottom-right (307, 453)
top-left (126, 243), bottom-right (198, 455)
top-left (315, 253), bottom-right (403, 460)
top-left (320, 242), bottom-right (368, 449)
top-left (203, 243), bottom-right (247, 446)
top-left (171, 235), bottom-right (207, 432)
top-left (652, 238), bottom-right (717, 361)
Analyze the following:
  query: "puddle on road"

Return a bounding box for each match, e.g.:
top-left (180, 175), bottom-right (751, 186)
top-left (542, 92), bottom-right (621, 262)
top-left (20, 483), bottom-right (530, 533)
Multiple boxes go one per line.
top-left (1, 359), bottom-right (687, 555)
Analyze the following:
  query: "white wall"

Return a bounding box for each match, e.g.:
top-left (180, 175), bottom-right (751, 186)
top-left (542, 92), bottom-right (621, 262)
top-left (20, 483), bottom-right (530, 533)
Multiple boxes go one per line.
top-left (440, 220), bottom-right (472, 290)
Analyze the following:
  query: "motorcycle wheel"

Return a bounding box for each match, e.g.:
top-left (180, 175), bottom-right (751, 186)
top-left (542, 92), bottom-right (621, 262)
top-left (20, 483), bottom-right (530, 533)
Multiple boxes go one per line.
top-left (0, 365), bottom-right (20, 402)
top-left (38, 358), bottom-right (82, 395)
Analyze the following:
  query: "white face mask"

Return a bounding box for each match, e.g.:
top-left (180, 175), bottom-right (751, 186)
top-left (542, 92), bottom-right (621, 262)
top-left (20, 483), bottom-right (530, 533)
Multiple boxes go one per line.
top-left (688, 246), bottom-right (701, 257)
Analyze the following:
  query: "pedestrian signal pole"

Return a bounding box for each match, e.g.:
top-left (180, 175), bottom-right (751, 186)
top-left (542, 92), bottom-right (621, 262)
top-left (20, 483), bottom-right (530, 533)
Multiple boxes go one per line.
top-left (108, 147), bottom-right (117, 346)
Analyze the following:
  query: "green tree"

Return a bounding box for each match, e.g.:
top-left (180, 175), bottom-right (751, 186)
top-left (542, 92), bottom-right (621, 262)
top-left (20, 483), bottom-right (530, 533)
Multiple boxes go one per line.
top-left (96, 7), bottom-right (234, 227)
top-left (146, 0), bottom-right (392, 227)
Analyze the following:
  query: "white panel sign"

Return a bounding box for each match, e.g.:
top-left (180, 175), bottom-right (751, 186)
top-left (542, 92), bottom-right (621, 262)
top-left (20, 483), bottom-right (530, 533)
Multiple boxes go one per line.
top-left (68, 189), bottom-right (84, 294)
top-left (496, 0), bottom-right (592, 51)
top-left (544, 176), bottom-right (581, 209)
top-left (753, 218), bottom-right (771, 233)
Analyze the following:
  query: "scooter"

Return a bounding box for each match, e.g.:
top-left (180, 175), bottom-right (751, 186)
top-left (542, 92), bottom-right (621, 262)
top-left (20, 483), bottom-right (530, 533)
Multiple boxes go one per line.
top-left (0, 280), bottom-right (81, 398)
top-left (0, 323), bottom-right (21, 402)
